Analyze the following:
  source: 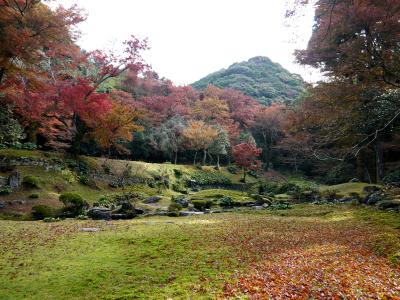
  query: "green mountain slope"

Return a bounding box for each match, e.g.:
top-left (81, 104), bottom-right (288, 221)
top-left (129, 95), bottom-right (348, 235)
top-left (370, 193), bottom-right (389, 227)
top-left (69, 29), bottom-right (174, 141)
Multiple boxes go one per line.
top-left (192, 56), bottom-right (306, 105)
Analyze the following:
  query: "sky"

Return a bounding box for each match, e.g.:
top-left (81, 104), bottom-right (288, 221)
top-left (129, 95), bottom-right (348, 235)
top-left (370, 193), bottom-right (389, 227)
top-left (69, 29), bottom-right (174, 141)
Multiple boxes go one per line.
top-left (54, 0), bottom-right (317, 85)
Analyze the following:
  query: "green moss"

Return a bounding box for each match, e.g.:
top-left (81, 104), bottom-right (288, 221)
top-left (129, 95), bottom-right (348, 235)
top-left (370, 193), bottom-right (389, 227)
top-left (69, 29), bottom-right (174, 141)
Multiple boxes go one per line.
top-left (320, 182), bottom-right (381, 197)
top-left (189, 189), bottom-right (252, 203)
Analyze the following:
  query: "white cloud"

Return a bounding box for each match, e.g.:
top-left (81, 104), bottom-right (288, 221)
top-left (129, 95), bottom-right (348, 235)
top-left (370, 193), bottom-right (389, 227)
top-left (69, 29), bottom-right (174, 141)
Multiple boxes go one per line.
top-left (54, 0), bottom-right (318, 85)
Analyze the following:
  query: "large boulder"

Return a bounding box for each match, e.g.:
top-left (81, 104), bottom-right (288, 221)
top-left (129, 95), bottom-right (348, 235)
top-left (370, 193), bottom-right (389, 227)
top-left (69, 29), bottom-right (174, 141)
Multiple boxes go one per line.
top-left (172, 195), bottom-right (189, 208)
top-left (0, 201), bottom-right (5, 209)
top-left (363, 185), bottom-right (381, 194)
top-left (377, 200), bottom-right (400, 211)
top-left (365, 191), bottom-right (384, 205)
top-left (349, 178), bottom-right (360, 183)
top-left (134, 208), bottom-right (145, 215)
top-left (143, 196), bottom-right (162, 204)
top-left (87, 207), bottom-right (111, 220)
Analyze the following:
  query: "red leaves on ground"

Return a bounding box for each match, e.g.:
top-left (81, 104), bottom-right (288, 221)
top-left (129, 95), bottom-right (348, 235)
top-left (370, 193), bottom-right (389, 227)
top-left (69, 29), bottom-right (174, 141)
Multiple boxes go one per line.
top-left (222, 215), bottom-right (400, 299)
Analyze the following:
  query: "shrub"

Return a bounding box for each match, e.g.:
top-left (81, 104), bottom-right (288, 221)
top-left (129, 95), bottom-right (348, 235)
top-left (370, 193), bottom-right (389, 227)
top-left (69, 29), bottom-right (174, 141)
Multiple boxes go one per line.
top-left (192, 200), bottom-right (213, 211)
top-left (173, 169), bottom-right (182, 178)
top-left (61, 169), bottom-right (77, 184)
top-left (43, 217), bottom-right (62, 223)
top-left (321, 189), bottom-right (339, 201)
top-left (102, 162), bottom-right (112, 174)
top-left (227, 165), bottom-right (238, 174)
top-left (258, 182), bottom-right (280, 195)
top-left (59, 193), bottom-right (88, 216)
top-left (22, 176), bottom-right (40, 188)
top-left (219, 196), bottom-right (234, 207)
top-left (32, 205), bottom-right (55, 220)
top-left (278, 182), bottom-right (301, 194)
top-left (0, 185), bottom-right (12, 195)
top-left (98, 195), bottom-right (111, 207)
top-left (349, 192), bottom-right (361, 201)
top-left (172, 183), bottom-right (188, 194)
top-left (11, 142), bottom-right (37, 150)
top-left (383, 169), bottom-right (400, 185)
top-left (79, 175), bottom-right (89, 185)
top-left (66, 159), bottom-right (90, 175)
top-left (168, 202), bottom-right (183, 212)
top-left (29, 193), bottom-right (39, 199)
top-left (248, 169), bottom-right (258, 178)
top-left (189, 171), bottom-right (231, 186)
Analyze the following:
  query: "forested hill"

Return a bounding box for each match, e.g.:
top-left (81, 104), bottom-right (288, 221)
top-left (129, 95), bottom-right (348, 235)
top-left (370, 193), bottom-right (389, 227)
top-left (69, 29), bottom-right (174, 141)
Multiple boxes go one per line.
top-left (192, 56), bottom-right (306, 106)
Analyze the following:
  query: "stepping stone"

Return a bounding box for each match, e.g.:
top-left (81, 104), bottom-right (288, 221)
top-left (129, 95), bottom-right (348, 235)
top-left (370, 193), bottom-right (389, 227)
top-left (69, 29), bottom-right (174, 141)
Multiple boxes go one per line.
top-left (80, 228), bottom-right (101, 232)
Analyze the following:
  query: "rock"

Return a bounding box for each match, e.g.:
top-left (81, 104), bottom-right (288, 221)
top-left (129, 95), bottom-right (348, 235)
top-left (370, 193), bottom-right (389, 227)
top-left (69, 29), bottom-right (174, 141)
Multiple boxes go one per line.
top-left (143, 196), bottom-right (162, 204)
top-left (111, 213), bottom-right (128, 220)
top-left (0, 201), bottom-right (5, 209)
top-left (0, 176), bottom-right (7, 188)
top-left (87, 207), bottom-right (112, 220)
top-left (134, 208), bottom-right (145, 215)
top-left (338, 197), bottom-right (353, 203)
top-left (188, 203), bottom-right (198, 211)
top-left (9, 200), bottom-right (26, 205)
top-left (363, 185), bottom-right (381, 194)
top-left (252, 206), bottom-right (265, 210)
top-left (8, 172), bottom-right (20, 191)
top-left (172, 195), bottom-right (189, 208)
top-left (365, 191), bottom-right (384, 205)
top-left (179, 211), bottom-right (204, 216)
top-left (254, 195), bottom-right (266, 206)
top-left (81, 228), bottom-right (101, 232)
top-left (377, 200), bottom-right (400, 211)
top-left (349, 178), bottom-right (360, 183)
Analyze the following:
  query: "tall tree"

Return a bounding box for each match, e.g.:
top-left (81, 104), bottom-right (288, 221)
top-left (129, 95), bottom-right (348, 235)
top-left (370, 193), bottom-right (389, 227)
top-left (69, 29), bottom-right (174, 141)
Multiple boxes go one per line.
top-left (90, 91), bottom-right (143, 157)
top-left (0, 0), bottom-right (84, 85)
top-left (233, 143), bottom-right (262, 183)
top-left (148, 116), bottom-right (186, 164)
top-left (182, 121), bottom-right (218, 165)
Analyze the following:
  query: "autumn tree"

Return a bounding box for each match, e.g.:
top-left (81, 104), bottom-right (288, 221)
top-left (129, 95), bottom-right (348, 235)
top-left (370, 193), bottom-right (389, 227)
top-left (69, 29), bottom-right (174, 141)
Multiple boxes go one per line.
top-left (252, 103), bottom-right (286, 170)
top-left (233, 143), bottom-right (262, 183)
top-left (192, 97), bottom-right (229, 123)
top-left (90, 92), bottom-right (143, 157)
top-left (182, 121), bottom-right (218, 165)
top-left (0, 0), bottom-right (84, 85)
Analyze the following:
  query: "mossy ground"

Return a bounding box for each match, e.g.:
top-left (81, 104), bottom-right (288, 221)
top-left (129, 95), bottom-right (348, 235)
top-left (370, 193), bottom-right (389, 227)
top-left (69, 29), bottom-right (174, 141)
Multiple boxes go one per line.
top-left (1, 205), bottom-right (400, 299)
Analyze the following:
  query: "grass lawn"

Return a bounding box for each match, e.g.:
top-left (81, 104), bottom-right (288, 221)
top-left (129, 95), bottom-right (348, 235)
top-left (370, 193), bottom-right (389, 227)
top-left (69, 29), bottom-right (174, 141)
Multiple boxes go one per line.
top-left (1, 205), bottom-right (400, 299)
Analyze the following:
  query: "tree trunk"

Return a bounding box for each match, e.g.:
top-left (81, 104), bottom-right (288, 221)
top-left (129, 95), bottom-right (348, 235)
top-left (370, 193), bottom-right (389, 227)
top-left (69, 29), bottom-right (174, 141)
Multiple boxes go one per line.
top-left (70, 115), bottom-right (87, 157)
top-left (174, 151), bottom-right (178, 164)
top-left (243, 168), bottom-right (246, 183)
top-left (193, 151), bottom-right (197, 165)
top-left (216, 155), bottom-right (220, 169)
top-left (0, 68), bottom-right (4, 84)
top-left (25, 123), bottom-right (38, 144)
top-left (203, 149), bottom-right (207, 166)
top-left (374, 137), bottom-right (384, 183)
top-left (356, 152), bottom-right (364, 182)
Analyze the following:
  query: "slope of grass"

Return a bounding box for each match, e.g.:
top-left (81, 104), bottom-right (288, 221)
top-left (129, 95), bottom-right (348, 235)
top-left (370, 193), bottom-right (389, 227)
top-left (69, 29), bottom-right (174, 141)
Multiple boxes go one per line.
top-left (320, 182), bottom-right (380, 197)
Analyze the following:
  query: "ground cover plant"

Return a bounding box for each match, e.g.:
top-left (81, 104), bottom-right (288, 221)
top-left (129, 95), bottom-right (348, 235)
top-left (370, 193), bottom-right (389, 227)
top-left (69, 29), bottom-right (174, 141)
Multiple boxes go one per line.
top-left (1, 205), bottom-right (400, 299)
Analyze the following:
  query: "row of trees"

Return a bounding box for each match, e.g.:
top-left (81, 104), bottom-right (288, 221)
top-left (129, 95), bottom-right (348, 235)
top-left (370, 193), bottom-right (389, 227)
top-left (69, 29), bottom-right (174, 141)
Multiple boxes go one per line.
top-left (0, 0), bottom-right (279, 175)
top-left (3, 0), bottom-right (398, 183)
